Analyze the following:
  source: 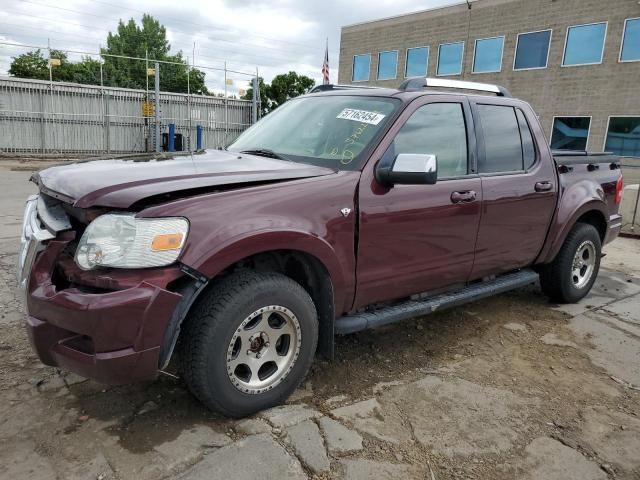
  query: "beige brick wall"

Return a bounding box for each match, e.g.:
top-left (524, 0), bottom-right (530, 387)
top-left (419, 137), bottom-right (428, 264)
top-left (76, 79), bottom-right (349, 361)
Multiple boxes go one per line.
top-left (338, 0), bottom-right (640, 152)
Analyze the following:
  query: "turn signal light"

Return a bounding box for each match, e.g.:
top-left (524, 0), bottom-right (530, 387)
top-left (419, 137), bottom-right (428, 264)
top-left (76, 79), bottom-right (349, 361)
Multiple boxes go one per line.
top-left (615, 176), bottom-right (624, 205)
top-left (151, 233), bottom-right (185, 251)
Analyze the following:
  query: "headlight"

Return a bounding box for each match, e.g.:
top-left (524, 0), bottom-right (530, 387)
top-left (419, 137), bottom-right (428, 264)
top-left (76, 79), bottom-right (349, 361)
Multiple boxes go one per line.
top-left (74, 214), bottom-right (189, 270)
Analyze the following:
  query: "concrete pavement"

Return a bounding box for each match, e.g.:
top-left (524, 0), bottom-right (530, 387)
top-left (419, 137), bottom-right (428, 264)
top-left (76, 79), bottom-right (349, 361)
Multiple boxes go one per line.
top-left (0, 168), bottom-right (639, 479)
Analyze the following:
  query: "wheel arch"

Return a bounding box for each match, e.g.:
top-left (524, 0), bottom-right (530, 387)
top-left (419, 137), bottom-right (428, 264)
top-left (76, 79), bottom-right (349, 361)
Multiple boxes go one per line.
top-left (539, 200), bottom-right (608, 265)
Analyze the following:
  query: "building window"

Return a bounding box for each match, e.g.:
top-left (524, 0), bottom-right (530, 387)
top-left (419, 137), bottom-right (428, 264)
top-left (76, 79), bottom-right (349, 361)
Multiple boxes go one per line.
top-left (551, 117), bottom-right (591, 151)
top-left (405, 46), bottom-right (429, 77)
top-left (605, 117), bottom-right (640, 156)
top-left (377, 51), bottom-right (398, 80)
top-left (514, 30), bottom-right (552, 70)
top-left (563, 22), bottom-right (607, 66)
top-left (620, 18), bottom-right (640, 62)
top-left (352, 54), bottom-right (371, 82)
top-left (473, 36), bottom-right (504, 73)
top-left (437, 42), bottom-right (464, 76)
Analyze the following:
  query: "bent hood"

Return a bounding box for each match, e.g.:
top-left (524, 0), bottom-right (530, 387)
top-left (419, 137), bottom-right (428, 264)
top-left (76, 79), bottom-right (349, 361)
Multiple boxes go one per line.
top-left (34, 150), bottom-right (336, 209)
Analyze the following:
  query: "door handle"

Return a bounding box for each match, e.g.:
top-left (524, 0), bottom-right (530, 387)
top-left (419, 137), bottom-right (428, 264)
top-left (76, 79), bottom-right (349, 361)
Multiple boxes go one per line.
top-left (451, 190), bottom-right (477, 203)
top-left (535, 181), bottom-right (553, 192)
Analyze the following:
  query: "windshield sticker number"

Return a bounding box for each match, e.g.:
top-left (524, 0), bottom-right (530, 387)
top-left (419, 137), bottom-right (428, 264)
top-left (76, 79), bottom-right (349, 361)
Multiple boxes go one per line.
top-left (336, 108), bottom-right (386, 125)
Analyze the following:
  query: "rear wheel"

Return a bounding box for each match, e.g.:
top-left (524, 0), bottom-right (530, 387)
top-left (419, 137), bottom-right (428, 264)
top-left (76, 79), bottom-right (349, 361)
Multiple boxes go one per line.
top-left (181, 270), bottom-right (318, 417)
top-left (539, 222), bottom-right (601, 303)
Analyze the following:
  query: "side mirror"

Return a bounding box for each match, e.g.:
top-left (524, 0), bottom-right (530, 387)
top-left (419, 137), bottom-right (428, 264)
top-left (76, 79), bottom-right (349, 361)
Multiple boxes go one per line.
top-left (376, 153), bottom-right (438, 186)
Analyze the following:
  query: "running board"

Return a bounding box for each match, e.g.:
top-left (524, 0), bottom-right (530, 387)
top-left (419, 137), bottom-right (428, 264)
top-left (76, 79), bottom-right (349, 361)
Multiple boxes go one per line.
top-left (335, 269), bottom-right (538, 334)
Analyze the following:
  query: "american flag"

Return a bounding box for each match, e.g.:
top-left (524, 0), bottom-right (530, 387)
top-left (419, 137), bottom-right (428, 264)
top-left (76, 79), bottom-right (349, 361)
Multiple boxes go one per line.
top-left (322, 39), bottom-right (330, 85)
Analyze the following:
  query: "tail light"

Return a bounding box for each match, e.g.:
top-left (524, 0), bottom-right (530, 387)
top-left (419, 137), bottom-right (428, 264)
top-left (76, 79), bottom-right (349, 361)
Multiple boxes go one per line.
top-left (615, 176), bottom-right (624, 205)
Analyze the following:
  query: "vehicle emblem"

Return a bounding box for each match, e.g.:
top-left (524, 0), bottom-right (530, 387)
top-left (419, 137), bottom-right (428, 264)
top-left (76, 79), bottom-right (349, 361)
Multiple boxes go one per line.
top-left (340, 208), bottom-right (351, 217)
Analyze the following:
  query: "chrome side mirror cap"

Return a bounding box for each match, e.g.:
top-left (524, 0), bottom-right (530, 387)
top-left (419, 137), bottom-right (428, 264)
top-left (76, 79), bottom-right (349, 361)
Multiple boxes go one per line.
top-left (377, 153), bottom-right (438, 186)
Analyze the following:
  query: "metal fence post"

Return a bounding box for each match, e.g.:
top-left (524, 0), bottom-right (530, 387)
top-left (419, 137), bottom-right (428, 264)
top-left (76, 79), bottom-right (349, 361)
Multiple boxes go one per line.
top-left (632, 176), bottom-right (640, 232)
top-left (39, 90), bottom-right (46, 153)
top-left (252, 75), bottom-right (258, 124)
top-left (155, 61), bottom-right (161, 153)
top-left (145, 49), bottom-right (150, 152)
top-left (100, 62), bottom-right (110, 153)
top-left (224, 62), bottom-right (228, 146)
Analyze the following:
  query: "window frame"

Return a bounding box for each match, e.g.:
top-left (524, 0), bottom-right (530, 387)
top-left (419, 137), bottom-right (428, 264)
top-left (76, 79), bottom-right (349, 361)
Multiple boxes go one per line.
top-left (436, 41), bottom-right (465, 77)
top-left (561, 21), bottom-right (608, 67)
top-left (472, 35), bottom-right (505, 74)
top-left (513, 28), bottom-right (553, 71)
top-left (352, 53), bottom-right (372, 82)
top-left (619, 17), bottom-right (640, 63)
top-left (377, 50), bottom-right (399, 81)
top-left (550, 115), bottom-right (593, 151)
top-left (602, 114), bottom-right (640, 154)
top-left (404, 46), bottom-right (430, 78)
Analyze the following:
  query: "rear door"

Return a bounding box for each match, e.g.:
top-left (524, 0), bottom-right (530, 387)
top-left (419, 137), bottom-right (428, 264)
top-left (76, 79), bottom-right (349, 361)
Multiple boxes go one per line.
top-left (469, 100), bottom-right (557, 279)
top-left (354, 95), bottom-right (482, 308)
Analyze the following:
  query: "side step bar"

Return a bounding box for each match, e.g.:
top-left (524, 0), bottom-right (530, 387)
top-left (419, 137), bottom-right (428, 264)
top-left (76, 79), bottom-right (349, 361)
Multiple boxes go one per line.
top-left (335, 269), bottom-right (538, 334)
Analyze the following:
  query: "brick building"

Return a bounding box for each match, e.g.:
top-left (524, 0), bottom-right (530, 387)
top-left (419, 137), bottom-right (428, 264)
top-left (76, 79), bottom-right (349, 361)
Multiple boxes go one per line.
top-left (338, 0), bottom-right (640, 155)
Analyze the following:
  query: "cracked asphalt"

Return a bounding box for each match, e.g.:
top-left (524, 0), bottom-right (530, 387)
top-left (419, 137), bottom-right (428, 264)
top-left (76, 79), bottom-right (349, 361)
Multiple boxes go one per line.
top-left (1, 167), bottom-right (639, 479)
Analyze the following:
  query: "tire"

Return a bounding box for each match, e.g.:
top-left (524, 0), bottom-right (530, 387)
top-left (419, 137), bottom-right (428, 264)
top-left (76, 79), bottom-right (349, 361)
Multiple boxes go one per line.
top-left (180, 270), bottom-right (318, 417)
top-left (539, 222), bottom-right (601, 303)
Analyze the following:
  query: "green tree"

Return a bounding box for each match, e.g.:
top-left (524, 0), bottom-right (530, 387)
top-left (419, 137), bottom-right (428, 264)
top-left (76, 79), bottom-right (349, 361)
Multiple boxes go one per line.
top-left (9, 49), bottom-right (49, 80)
top-left (101, 14), bottom-right (207, 94)
top-left (242, 72), bottom-right (315, 115)
top-left (8, 15), bottom-right (208, 94)
top-left (268, 71), bottom-right (315, 110)
top-left (242, 77), bottom-right (269, 116)
top-left (9, 49), bottom-right (90, 83)
top-left (71, 57), bottom-right (102, 85)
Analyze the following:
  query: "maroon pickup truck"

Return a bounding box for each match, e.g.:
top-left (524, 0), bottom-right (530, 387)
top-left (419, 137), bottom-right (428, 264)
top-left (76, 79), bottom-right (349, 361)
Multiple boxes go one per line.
top-left (19, 78), bottom-right (623, 417)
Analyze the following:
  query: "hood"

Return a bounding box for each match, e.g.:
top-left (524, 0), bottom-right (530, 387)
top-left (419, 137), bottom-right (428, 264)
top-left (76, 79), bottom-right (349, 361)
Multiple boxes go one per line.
top-left (35, 150), bottom-right (336, 209)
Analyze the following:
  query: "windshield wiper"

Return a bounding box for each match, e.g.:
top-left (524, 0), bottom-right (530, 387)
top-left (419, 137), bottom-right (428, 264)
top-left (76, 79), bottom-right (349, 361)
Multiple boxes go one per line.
top-left (239, 148), bottom-right (291, 161)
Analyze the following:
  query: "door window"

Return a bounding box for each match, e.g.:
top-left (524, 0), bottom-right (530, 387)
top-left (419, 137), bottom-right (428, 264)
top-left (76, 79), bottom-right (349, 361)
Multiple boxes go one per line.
top-left (477, 104), bottom-right (536, 173)
top-left (389, 103), bottom-right (468, 178)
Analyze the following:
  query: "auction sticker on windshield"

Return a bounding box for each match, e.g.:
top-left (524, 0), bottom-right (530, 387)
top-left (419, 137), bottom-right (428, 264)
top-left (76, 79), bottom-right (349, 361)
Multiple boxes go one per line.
top-left (336, 108), bottom-right (386, 125)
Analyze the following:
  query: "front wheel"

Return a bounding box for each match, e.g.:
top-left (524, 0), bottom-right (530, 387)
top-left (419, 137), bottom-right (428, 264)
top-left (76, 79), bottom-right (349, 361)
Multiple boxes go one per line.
top-left (181, 271), bottom-right (318, 417)
top-left (539, 222), bottom-right (602, 303)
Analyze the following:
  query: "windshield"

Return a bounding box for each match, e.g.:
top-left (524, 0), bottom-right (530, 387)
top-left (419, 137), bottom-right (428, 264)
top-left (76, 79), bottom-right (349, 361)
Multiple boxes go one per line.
top-left (227, 95), bottom-right (399, 170)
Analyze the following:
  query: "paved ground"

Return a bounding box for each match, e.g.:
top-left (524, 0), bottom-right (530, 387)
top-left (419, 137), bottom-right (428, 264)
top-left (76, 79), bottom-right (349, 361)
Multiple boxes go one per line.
top-left (1, 168), bottom-right (639, 480)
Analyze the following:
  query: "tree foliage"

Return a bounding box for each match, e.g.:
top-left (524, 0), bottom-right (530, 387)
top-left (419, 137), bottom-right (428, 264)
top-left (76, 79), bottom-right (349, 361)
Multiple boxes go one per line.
top-left (8, 15), bottom-right (206, 94)
top-left (242, 72), bottom-right (315, 116)
top-left (101, 14), bottom-right (207, 94)
top-left (8, 49), bottom-right (101, 84)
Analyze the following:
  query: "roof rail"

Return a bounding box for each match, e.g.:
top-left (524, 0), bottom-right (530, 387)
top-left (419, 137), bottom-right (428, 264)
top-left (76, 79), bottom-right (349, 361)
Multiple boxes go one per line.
top-left (309, 84), bottom-right (380, 93)
top-left (398, 77), bottom-right (512, 97)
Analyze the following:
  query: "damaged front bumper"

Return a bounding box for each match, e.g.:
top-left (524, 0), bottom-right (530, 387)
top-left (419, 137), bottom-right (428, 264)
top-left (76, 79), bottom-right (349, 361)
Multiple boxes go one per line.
top-left (18, 194), bottom-right (190, 384)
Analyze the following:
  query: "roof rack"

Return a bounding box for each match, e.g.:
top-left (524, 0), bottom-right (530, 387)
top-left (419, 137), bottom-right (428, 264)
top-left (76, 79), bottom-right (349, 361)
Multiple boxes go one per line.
top-left (398, 77), bottom-right (512, 97)
top-left (309, 84), bottom-right (380, 93)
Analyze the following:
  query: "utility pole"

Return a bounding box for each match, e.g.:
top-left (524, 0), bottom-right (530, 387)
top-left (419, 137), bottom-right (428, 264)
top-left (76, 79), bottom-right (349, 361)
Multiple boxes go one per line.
top-left (154, 61), bottom-right (161, 153)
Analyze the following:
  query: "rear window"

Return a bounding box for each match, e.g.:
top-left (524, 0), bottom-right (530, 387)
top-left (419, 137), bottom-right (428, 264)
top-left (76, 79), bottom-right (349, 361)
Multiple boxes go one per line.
top-left (477, 104), bottom-right (536, 173)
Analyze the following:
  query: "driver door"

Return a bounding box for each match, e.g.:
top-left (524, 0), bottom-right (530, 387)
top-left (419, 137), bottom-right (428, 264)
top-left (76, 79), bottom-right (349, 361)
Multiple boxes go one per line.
top-left (354, 96), bottom-right (482, 308)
